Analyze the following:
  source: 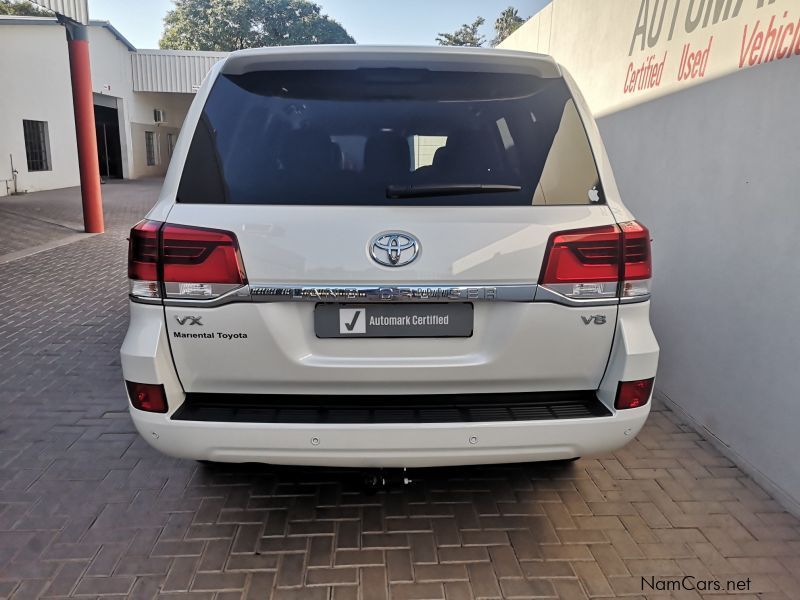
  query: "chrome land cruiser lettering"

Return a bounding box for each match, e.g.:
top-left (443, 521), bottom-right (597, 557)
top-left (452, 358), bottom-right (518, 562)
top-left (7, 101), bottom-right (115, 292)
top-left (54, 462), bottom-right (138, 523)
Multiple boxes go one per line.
top-left (299, 288), bottom-right (364, 300)
top-left (249, 285), bottom-right (506, 302)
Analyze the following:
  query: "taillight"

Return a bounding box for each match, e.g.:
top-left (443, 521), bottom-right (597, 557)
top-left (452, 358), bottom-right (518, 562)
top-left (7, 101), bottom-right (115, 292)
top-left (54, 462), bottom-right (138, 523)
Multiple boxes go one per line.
top-left (615, 378), bottom-right (654, 410)
top-left (127, 221), bottom-right (247, 301)
top-left (126, 381), bottom-right (168, 413)
top-left (128, 220), bottom-right (161, 299)
top-left (161, 224), bottom-right (247, 299)
top-left (539, 221), bottom-right (651, 300)
top-left (539, 225), bottom-right (621, 300)
top-left (620, 221), bottom-right (652, 299)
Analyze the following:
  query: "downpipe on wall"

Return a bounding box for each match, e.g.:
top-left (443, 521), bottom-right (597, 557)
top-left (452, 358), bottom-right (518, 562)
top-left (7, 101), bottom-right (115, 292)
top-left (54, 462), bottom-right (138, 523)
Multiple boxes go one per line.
top-left (59, 15), bottom-right (105, 233)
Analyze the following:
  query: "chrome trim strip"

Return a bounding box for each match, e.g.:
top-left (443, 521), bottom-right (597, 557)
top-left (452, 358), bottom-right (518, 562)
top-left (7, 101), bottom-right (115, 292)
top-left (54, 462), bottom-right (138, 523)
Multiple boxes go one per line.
top-left (129, 282), bottom-right (651, 308)
top-left (129, 296), bottom-right (163, 306)
top-left (534, 285), bottom-right (620, 308)
top-left (249, 284), bottom-right (537, 303)
top-left (161, 285), bottom-right (253, 308)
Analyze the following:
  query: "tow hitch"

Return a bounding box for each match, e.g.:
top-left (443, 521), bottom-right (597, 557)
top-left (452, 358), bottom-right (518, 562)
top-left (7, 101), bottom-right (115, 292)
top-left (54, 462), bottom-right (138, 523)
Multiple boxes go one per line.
top-left (362, 468), bottom-right (413, 493)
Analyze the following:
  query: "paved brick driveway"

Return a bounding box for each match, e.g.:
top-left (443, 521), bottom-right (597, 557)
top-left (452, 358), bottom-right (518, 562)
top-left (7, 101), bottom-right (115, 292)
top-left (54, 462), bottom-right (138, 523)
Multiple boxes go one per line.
top-left (0, 187), bottom-right (88, 258)
top-left (0, 180), bottom-right (798, 599)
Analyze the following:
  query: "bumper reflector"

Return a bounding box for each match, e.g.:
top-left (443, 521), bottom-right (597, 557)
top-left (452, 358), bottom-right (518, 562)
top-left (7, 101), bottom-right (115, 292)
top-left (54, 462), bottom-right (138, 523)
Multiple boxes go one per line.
top-left (126, 381), bottom-right (168, 413)
top-left (615, 378), bottom-right (654, 410)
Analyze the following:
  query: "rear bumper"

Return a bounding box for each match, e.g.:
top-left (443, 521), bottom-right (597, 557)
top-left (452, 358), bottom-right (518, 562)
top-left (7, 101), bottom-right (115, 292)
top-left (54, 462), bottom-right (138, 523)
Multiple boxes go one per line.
top-left (129, 404), bottom-right (649, 467)
top-left (120, 300), bottom-right (658, 466)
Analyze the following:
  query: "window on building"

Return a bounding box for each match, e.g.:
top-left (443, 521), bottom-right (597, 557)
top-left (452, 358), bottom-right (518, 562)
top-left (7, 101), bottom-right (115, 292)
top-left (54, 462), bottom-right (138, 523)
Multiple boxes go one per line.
top-left (145, 131), bottom-right (157, 166)
top-left (22, 120), bottom-right (51, 172)
top-left (412, 135), bottom-right (447, 170)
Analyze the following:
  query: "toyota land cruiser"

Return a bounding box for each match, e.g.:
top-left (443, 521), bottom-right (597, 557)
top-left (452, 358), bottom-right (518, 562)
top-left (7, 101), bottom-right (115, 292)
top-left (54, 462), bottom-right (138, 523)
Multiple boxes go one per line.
top-left (121, 46), bottom-right (659, 467)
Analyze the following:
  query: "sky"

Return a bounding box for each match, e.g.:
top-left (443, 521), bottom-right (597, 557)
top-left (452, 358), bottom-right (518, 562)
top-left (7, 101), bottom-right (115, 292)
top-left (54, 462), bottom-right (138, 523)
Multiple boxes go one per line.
top-left (87, 0), bottom-right (550, 49)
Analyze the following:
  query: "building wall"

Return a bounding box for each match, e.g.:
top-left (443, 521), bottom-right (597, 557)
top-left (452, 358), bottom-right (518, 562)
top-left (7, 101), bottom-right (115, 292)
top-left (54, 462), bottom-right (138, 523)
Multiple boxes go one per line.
top-left (88, 28), bottom-right (195, 180)
top-left (0, 19), bottom-right (203, 197)
top-left (132, 49), bottom-right (229, 94)
top-left (502, 0), bottom-right (800, 513)
top-left (0, 24), bottom-right (79, 196)
top-left (89, 26), bottom-right (135, 179)
top-left (127, 92), bottom-right (193, 179)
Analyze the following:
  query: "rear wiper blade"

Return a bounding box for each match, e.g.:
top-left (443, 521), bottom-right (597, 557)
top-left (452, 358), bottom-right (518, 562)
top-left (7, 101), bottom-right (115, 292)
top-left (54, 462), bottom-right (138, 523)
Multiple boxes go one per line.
top-left (386, 183), bottom-right (522, 199)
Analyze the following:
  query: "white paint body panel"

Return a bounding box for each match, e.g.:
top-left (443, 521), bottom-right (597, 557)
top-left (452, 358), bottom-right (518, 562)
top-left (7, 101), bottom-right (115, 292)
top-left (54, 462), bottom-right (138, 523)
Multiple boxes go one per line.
top-left (165, 204), bottom-right (613, 284)
top-left (121, 301), bottom-right (657, 467)
top-left (131, 406), bottom-right (651, 468)
top-left (165, 302), bottom-right (619, 395)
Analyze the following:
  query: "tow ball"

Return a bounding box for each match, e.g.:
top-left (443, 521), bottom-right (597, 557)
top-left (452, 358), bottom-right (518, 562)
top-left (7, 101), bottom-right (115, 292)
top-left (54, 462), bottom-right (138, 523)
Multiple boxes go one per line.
top-left (362, 468), bottom-right (413, 493)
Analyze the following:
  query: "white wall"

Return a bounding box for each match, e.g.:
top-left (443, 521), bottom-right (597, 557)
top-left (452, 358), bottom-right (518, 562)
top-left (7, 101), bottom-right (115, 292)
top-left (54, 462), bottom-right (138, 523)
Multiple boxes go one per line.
top-left (127, 92), bottom-right (193, 178)
top-left (0, 20), bottom-right (199, 196)
top-left (502, 0), bottom-right (800, 513)
top-left (89, 25), bottom-right (135, 179)
top-left (599, 57), bottom-right (800, 511)
top-left (0, 23), bottom-right (79, 195)
top-left (89, 27), bottom-right (194, 179)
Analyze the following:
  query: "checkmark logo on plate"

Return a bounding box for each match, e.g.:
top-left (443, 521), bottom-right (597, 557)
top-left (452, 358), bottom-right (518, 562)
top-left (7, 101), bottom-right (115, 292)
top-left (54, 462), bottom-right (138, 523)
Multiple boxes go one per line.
top-left (345, 311), bottom-right (361, 331)
top-left (339, 308), bottom-right (366, 334)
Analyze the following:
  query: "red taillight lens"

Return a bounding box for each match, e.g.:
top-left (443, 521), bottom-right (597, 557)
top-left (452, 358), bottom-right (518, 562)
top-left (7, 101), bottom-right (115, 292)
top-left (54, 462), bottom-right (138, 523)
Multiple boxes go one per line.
top-left (128, 220), bottom-right (161, 281)
top-left (620, 221), bottom-right (651, 281)
top-left (127, 221), bottom-right (247, 300)
top-left (539, 221), bottom-right (652, 299)
top-left (126, 381), bottom-right (168, 413)
top-left (615, 378), bottom-right (654, 410)
top-left (540, 225), bottom-right (621, 284)
top-left (161, 224), bottom-right (247, 285)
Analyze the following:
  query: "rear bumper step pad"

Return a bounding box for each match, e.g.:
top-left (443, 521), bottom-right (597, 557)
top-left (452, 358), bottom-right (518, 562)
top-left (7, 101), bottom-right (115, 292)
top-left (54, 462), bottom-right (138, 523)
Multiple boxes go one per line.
top-left (171, 391), bottom-right (612, 424)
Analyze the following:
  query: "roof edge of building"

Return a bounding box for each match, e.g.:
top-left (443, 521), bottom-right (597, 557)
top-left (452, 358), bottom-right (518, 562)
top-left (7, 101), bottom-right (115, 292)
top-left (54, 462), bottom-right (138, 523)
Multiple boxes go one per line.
top-left (0, 15), bottom-right (137, 52)
top-left (88, 19), bottom-right (136, 51)
top-left (134, 48), bottom-right (229, 57)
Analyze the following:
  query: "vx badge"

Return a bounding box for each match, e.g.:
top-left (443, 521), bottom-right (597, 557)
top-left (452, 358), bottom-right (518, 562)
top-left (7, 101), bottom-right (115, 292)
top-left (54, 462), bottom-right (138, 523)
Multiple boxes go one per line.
top-left (175, 315), bottom-right (203, 326)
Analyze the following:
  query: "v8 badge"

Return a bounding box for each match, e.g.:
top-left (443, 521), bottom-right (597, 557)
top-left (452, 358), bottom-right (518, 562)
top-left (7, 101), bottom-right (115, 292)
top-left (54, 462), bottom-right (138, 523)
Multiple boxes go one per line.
top-left (581, 315), bottom-right (607, 326)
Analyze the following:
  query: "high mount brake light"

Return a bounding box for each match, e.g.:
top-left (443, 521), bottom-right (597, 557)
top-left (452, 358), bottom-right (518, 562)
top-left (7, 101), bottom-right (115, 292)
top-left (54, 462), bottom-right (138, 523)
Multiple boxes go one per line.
top-left (539, 221), bottom-right (652, 300)
top-left (128, 221), bottom-right (247, 300)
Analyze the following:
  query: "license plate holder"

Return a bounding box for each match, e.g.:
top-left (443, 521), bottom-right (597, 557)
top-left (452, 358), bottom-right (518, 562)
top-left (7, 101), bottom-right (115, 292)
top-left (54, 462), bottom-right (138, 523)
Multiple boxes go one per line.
top-left (315, 303), bottom-right (474, 338)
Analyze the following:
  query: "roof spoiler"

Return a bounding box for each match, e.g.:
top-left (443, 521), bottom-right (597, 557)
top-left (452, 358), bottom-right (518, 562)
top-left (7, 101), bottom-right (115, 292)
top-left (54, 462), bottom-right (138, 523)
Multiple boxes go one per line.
top-left (219, 45), bottom-right (561, 79)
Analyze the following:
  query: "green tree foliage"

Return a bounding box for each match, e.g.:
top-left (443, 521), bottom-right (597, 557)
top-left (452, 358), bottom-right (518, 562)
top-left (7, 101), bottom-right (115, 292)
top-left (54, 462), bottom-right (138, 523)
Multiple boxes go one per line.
top-left (159, 0), bottom-right (355, 51)
top-left (435, 17), bottom-right (486, 47)
top-left (492, 7), bottom-right (525, 46)
top-left (0, 0), bottom-right (51, 16)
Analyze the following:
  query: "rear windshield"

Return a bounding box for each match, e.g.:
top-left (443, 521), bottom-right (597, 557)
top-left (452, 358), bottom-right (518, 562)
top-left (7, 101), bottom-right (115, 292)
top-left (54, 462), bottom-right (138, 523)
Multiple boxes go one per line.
top-left (177, 69), bottom-right (604, 206)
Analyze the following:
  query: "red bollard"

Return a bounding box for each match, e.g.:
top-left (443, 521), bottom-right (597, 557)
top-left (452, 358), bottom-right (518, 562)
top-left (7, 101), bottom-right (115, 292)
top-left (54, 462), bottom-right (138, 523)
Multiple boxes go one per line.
top-left (64, 20), bottom-right (104, 233)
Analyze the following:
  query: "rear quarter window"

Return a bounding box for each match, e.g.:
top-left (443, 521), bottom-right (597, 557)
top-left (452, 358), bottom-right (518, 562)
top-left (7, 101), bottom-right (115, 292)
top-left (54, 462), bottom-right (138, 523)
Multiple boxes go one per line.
top-left (177, 68), bottom-right (604, 206)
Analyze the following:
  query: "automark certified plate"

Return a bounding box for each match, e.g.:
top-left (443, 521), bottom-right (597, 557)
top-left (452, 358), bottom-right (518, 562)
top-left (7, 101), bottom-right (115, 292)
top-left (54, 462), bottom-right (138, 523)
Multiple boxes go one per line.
top-left (315, 304), bottom-right (473, 338)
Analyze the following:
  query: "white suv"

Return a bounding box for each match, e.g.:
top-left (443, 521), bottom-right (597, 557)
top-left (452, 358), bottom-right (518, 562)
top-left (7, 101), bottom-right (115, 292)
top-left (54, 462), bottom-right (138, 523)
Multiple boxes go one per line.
top-left (121, 46), bottom-right (659, 468)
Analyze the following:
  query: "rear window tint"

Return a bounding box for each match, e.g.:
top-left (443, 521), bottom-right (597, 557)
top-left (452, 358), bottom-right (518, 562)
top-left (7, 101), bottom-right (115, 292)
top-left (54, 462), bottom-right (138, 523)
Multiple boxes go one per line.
top-left (177, 69), bottom-right (604, 206)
